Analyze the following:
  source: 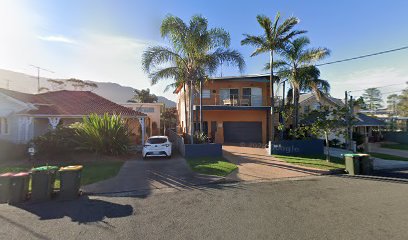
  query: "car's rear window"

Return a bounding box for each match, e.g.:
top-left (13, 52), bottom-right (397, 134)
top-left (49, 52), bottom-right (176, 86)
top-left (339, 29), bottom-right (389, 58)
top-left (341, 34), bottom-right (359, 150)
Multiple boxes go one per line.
top-left (147, 138), bottom-right (167, 144)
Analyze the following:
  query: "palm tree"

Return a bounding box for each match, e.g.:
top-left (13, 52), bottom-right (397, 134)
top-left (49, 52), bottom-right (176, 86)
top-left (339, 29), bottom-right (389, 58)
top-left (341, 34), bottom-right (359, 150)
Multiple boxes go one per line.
top-left (128, 88), bottom-right (158, 103)
top-left (142, 15), bottom-right (245, 143)
top-left (271, 36), bottom-right (330, 127)
top-left (241, 13), bottom-right (305, 141)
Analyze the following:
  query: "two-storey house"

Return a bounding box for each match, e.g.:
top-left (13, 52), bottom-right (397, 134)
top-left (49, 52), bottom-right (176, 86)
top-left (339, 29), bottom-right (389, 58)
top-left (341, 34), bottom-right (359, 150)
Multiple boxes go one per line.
top-left (175, 74), bottom-right (280, 144)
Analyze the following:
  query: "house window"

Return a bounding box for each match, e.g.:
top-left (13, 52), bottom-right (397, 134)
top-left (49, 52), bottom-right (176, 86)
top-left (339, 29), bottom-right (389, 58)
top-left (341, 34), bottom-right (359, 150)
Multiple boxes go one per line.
top-left (0, 118), bottom-right (9, 135)
top-left (202, 89), bottom-right (211, 99)
top-left (138, 107), bottom-right (155, 113)
top-left (304, 106), bottom-right (310, 113)
top-left (312, 103), bottom-right (321, 110)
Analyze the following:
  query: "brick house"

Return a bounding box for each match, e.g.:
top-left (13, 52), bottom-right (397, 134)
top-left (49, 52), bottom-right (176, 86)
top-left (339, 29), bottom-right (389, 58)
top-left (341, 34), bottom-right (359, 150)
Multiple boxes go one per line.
top-left (0, 88), bottom-right (147, 144)
top-left (175, 75), bottom-right (280, 144)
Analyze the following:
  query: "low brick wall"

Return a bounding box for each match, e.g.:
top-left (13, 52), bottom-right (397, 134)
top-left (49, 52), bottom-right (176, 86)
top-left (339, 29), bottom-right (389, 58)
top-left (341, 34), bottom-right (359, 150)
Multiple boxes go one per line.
top-left (268, 139), bottom-right (324, 156)
top-left (184, 143), bottom-right (223, 158)
top-left (167, 130), bottom-right (222, 158)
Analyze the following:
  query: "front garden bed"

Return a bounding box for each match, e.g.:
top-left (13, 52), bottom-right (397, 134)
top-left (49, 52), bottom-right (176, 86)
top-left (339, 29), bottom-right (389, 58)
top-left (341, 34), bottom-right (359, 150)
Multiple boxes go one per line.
top-left (186, 157), bottom-right (237, 177)
top-left (273, 154), bottom-right (345, 171)
top-left (0, 154), bottom-right (126, 189)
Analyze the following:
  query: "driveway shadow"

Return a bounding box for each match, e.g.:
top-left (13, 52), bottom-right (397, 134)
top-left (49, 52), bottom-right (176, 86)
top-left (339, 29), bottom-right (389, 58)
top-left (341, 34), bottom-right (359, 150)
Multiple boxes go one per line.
top-left (13, 196), bottom-right (133, 224)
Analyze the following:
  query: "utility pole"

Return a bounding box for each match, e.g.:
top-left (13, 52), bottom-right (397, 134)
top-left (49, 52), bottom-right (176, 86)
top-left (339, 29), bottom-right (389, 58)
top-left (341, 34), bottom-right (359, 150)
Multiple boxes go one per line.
top-left (30, 65), bottom-right (54, 93)
top-left (345, 91), bottom-right (349, 150)
top-left (349, 95), bottom-right (354, 152)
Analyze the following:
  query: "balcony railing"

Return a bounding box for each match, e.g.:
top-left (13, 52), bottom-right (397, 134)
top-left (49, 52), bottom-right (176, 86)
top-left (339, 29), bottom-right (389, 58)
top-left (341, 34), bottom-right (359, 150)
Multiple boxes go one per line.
top-left (195, 94), bottom-right (281, 107)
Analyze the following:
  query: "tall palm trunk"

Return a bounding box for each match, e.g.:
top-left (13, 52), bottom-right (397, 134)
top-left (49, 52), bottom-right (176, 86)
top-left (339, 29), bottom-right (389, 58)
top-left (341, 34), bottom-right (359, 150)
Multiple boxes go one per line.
top-left (293, 87), bottom-right (300, 128)
top-left (183, 83), bottom-right (188, 136)
top-left (189, 80), bottom-right (195, 143)
top-left (269, 51), bottom-right (275, 142)
top-left (199, 80), bottom-right (203, 132)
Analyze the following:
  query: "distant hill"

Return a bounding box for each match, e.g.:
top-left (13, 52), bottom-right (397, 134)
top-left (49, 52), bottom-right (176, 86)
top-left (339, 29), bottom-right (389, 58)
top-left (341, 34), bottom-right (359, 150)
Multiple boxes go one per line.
top-left (0, 68), bottom-right (176, 108)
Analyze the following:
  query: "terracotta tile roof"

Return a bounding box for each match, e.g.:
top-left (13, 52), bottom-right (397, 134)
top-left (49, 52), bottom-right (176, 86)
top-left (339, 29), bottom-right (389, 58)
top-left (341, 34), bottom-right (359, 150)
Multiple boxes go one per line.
top-left (0, 88), bottom-right (146, 117)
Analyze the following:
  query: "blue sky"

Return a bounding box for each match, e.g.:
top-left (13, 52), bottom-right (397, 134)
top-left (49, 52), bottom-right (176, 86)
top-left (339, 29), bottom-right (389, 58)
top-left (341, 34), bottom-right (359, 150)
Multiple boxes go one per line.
top-left (1, 0), bottom-right (408, 101)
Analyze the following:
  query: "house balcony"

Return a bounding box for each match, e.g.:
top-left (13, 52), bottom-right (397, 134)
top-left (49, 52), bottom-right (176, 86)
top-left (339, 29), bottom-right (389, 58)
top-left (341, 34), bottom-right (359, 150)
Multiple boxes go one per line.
top-left (193, 94), bottom-right (282, 111)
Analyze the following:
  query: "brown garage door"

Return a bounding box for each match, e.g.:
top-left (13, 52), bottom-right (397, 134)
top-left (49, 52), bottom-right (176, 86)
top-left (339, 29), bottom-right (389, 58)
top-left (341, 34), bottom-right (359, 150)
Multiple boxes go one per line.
top-left (223, 122), bottom-right (262, 143)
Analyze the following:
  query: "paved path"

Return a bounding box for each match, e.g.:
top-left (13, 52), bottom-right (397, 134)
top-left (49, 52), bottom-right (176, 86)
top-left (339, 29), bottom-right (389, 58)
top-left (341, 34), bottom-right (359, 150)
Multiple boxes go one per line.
top-left (370, 143), bottom-right (408, 158)
top-left (82, 155), bottom-right (222, 195)
top-left (2, 176), bottom-right (408, 240)
top-left (223, 145), bottom-right (330, 181)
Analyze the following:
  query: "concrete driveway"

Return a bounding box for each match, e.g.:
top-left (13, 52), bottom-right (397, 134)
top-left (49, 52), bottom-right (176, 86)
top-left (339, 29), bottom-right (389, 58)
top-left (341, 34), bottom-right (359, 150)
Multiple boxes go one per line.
top-left (82, 154), bottom-right (222, 195)
top-left (223, 145), bottom-right (330, 181)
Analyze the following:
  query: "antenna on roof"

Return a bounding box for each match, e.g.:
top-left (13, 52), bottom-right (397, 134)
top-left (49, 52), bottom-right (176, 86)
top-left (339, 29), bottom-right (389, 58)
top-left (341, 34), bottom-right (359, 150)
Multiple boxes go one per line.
top-left (29, 65), bottom-right (54, 93)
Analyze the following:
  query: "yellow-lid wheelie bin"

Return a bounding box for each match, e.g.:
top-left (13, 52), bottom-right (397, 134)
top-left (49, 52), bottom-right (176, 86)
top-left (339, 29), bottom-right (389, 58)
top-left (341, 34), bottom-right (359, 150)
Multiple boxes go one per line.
top-left (58, 165), bottom-right (83, 200)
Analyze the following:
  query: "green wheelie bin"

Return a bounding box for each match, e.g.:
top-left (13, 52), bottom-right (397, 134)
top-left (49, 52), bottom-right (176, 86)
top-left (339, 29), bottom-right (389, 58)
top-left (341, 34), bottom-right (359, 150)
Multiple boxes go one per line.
top-left (31, 166), bottom-right (59, 202)
top-left (58, 165), bottom-right (83, 200)
top-left (0, 173), bottom-right (14, 204)
top-left (344, 153), bottom-right (372, 175)
top-left (9, 172), bottom-right (30, 204)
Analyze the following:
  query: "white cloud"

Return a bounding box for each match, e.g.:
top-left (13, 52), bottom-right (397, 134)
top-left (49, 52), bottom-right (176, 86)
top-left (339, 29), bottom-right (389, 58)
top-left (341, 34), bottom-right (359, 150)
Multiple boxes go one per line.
top-left (37, 35), bottom-right (77, 44)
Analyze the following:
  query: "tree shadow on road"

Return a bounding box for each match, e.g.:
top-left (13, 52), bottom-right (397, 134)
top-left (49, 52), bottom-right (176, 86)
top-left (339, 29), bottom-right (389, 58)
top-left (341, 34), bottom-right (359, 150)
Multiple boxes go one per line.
top-left (13, 196), bottom-right (133, 224)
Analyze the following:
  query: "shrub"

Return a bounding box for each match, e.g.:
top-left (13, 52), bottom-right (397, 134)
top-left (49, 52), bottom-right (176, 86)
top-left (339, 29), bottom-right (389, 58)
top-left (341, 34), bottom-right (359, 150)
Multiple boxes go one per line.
top-left (76, 114), bottom-right (131, 155)
top-left (193, 132), bottom-right (208, 144)
top-left (352, 132), bottom-right (365, 146)
top-left (32, 126), bottom-right (79, 156)
top-left (329, 138), bottom-right (341, 148)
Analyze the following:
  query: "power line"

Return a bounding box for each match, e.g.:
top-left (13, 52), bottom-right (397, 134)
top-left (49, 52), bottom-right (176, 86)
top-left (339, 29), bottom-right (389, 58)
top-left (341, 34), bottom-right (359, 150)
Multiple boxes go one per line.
top-left (316, 45), bottom-right (408, 67)
top-left (272, 45), bottom-right (408, 76)
top-left (348, 83), bottom-right (407, 92)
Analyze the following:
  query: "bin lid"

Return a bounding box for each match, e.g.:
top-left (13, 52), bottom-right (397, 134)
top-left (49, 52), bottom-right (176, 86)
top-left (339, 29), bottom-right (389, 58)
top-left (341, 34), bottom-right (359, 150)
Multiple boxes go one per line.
top-left (59, 165), bottom-right (83, 171)
top-left (31, 166), bottom-right (59, 172)
top-left (12, 172), bottom-right (30, 177)
top-left (344, 153), bottom-right (370, 157)
top-left (0, 172), bottom-right (14, 177)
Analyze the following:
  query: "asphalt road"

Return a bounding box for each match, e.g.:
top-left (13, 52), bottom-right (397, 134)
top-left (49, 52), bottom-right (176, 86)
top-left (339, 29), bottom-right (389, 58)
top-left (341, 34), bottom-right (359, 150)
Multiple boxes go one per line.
top-left (1, 175), bottom-right (408, 240)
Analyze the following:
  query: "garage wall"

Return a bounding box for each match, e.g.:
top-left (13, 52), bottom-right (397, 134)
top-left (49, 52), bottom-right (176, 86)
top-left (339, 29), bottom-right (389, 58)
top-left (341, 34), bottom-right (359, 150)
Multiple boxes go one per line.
top-left (200, 110), bottom-right (269, 144)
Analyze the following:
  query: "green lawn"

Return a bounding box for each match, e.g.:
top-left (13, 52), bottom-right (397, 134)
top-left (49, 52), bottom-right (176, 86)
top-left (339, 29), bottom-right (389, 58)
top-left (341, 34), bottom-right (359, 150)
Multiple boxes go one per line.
top-left (0, 161), bottom-right (124, 189)
top-left (273, 154), bottom-right (345, 171)
top-left (380, 143), bottom-right (408, 151)
top-left (186, 157), bottom-right (238, 177)
top-left (369, 152), bottom-right (408, 161)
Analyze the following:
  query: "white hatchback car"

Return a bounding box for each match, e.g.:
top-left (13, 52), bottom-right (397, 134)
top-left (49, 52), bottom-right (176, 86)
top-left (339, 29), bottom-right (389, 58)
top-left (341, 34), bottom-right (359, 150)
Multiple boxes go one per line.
top-left (142, 136), bottom-right (172, 159)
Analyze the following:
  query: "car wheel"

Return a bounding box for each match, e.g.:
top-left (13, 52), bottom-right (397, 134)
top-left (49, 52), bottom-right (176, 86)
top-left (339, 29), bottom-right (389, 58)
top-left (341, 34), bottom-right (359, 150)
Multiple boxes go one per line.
top-left (166, 155), bottom-right (171, 159)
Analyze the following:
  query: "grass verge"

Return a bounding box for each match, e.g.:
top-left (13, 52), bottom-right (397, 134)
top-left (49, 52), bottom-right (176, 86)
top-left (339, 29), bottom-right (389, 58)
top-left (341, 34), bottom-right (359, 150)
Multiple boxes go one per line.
top-left (380, 144), bottom-right (408, 151)
top-left (369, 152), bottom-right (408, 161)
top-left (273, 154), bottom-right (345, 171)
top-left (187, 157), bottom-right (238, 177)
top-left (0, 161), bottom-right (124, 189)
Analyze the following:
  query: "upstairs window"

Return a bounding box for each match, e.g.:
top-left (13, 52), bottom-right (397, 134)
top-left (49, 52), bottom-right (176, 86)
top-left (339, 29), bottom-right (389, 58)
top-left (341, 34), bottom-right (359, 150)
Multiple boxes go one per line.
top-left (304, 106), bottom-right (310, 114)
top-left (139, 107), bottom-right (155, 113)
top-left (202, 89), bottom-right (211, 99)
